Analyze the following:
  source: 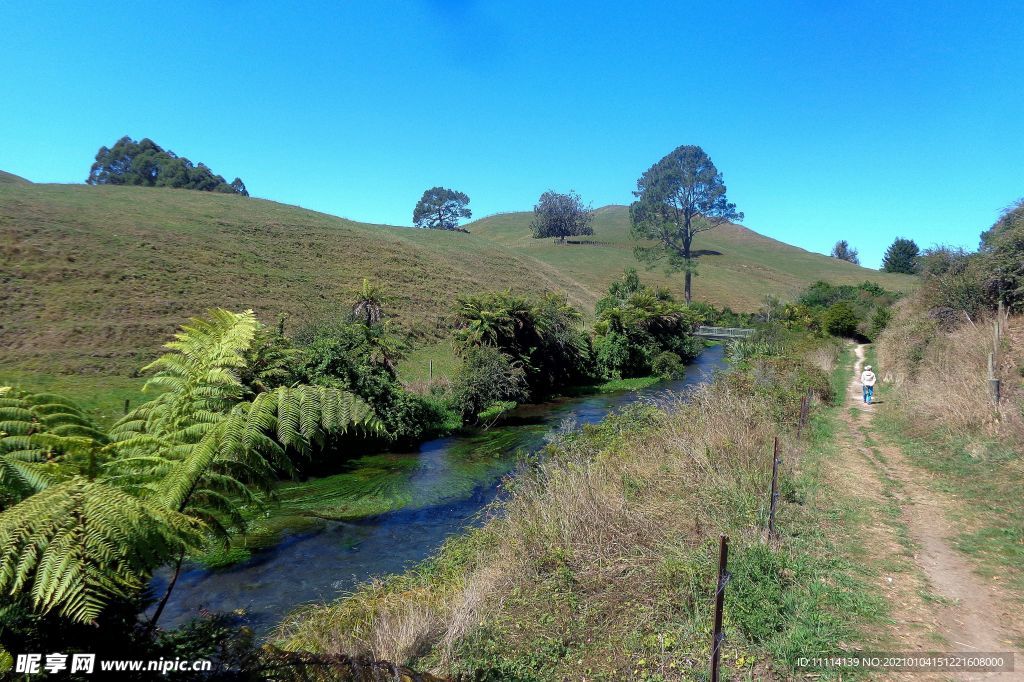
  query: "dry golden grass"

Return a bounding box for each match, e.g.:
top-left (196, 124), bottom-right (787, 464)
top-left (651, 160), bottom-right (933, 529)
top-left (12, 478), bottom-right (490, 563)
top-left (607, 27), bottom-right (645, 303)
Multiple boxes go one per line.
top-left (877, 297), bottom-right (1023, 441)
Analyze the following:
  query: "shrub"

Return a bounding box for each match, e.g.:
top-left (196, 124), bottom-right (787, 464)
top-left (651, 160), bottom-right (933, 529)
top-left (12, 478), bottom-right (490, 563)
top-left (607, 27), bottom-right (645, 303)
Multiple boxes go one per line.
top-left (727, 338), bottom-right (780, 364)
top-left (592, 269), bottom-right (702, 379)
top-left (823, 302), bottom-right (860, 338)
top-left (296, 322), bottom-right (455, 442)
top-left (453, 290), bottom-right (591, 398)
top-left (868, 306), bottom-right (892, 340)
top-left (651, 351), bottom-right (684, 379)
top-left (916, 246), bottom-right (988, 324)
top-left (594, 330), bottom-right (632, 379)
top-left (983, 222), bottom-right (1024, 311)
top-left (453, 346), bottom-right (529, 419)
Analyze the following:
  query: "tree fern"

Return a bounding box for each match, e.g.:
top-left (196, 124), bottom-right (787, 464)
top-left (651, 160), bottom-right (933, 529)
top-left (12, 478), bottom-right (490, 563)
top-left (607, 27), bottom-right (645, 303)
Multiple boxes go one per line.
top-left (107, 310), bottom-right (381, 532)
top-left (0, 477), bottom-right (203, 624)
top-left (0, 388), bottom-right (109, 506)
top-left (0, 310), bottom-right (381, 625)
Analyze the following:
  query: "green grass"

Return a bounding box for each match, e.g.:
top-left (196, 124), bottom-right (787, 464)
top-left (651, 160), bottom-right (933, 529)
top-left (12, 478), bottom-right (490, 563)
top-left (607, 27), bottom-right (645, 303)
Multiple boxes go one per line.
top-left (396, 340), bottom-right (461, 383)
top-left (871, 407), bottom-right (1024, 596)
top-left (0, 369), bottom-right (148, 427)
top-left (591, 376), bottom-right (664, 393)
top-left (2, 180), bottom-right (915, 412)
top-left (469, 207), bottom-right (915, 313)
top-left (772, 397), bottom-right (891, 677)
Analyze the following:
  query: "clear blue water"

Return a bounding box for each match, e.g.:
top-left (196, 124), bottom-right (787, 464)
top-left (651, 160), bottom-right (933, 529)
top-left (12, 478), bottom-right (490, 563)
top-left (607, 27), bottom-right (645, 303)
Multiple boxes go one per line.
top-left (152, 345), bottom-right (726, 634)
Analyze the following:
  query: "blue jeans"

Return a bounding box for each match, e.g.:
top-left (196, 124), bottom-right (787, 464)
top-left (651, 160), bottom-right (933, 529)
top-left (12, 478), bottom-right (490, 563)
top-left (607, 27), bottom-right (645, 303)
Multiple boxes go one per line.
top-left (863, 385), bottom-right (874, 403)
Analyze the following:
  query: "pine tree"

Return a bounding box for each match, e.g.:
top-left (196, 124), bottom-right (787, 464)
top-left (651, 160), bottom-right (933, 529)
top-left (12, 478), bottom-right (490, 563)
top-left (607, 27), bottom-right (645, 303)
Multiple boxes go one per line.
top-left (881, 237), bottom-right (920, 274)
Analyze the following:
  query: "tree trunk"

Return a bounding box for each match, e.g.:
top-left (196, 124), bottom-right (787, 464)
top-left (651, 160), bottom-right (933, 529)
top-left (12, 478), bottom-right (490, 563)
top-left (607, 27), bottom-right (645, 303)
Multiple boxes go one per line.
top-left (683, 232), bottom-right (693, 304)
top-left (148, 548), bottom-right (185, 632)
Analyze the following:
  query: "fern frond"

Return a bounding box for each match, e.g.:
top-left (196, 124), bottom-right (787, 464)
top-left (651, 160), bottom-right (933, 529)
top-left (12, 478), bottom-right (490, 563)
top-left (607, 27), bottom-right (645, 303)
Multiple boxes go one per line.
top-left (0, 477), bottom-right (204, 623)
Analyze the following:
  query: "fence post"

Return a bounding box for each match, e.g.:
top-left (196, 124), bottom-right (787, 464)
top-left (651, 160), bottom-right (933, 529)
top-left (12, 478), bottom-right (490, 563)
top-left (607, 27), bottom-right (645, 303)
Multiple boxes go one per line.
top-left (797, 392), bottom-right (810, 437)
top-left (988, 352), bottom-right (1001, 404)
top-left (123, 398), bottom-right (130, 415)
top-left (768, 436), bottom-right (781, 539)
top-left (710, 535), bottom-right (729, 682)
top-left (428, 359), bottom-right (433, 382)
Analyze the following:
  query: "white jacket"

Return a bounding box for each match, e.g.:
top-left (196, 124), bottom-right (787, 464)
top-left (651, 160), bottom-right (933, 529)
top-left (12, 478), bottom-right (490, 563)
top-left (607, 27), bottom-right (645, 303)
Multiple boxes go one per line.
top-left (860, 370), bottom-right (876, 387)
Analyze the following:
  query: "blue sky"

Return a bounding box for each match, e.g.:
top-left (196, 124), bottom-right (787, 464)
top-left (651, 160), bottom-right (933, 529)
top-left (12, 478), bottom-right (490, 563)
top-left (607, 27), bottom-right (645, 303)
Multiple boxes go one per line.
top-left (2, 1), bottom-right (1021, 268)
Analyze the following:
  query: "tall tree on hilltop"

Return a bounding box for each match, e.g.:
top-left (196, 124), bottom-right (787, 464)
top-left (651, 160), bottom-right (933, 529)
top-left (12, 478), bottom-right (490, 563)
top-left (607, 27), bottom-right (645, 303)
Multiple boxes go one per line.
top-left (881, 237), bottom-right (921, 274)
top-left (530, 190), bottom-right (595, 243)
top-left (413, 187), bottom-right (472, 230)
top-left (630, 145), bottom-right (742, 303)
top-left (831, 240), bottom-right (860, 264)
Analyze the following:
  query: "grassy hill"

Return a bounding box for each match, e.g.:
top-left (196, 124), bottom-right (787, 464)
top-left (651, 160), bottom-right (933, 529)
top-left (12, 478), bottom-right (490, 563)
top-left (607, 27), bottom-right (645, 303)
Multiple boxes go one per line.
top-left (467, 206), bottom-right (913, 309)
top-left (0, 170), bottom-right (30, 184)
top-left (1, 180), bottom-right (913, 414)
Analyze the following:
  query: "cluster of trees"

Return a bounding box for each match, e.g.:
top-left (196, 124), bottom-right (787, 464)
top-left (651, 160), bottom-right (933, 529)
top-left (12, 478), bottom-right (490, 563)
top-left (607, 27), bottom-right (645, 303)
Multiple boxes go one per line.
top-left (87, 137), bottom-right (247, 195)
top-left (914, 198), bottom-right (1024, 322)
top-left (451, 291), bottom-right (592, 422)
top-left (758, 280), bottom-right (901, 341)
top-left (446, 269), bottom-right (724, 424)
top-left (829, 237), bottom-right (923, 274)
top-left (447, 271), bottom-right (715, 424)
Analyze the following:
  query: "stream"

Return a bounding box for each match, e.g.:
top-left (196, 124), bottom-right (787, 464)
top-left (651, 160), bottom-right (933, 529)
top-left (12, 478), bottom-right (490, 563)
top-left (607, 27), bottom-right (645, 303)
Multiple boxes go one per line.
top-left (152, 345), bottom-right (727, 635)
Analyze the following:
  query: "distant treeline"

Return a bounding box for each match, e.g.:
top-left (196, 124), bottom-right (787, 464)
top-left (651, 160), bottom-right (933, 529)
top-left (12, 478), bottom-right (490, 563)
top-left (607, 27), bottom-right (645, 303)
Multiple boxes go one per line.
top-left (87, 136), bottom-right (247, 195)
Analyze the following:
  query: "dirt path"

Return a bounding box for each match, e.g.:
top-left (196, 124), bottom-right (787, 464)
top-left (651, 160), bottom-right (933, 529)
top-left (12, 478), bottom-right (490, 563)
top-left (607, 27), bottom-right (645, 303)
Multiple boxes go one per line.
top-left (838, 344), bottom-right (1023, 680)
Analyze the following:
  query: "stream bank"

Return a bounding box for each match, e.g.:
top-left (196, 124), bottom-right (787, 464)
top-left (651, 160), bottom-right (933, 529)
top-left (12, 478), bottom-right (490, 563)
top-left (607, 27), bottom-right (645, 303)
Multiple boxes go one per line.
top-left (152, 345), bottom-right (727, 633)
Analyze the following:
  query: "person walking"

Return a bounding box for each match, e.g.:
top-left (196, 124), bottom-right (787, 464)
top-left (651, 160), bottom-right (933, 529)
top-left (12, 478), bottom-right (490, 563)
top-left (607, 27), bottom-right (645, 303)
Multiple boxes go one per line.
top-left (860, 364), bottom-right (877, 404)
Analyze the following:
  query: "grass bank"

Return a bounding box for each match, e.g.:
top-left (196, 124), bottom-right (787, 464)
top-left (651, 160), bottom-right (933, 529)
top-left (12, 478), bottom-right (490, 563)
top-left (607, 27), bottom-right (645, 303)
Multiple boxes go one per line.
top-left (273, 338), bottom-right (891, 680)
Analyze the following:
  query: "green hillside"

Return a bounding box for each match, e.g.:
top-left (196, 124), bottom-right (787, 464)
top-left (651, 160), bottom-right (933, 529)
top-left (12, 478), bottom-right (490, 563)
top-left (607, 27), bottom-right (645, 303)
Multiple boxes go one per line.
top-left (1, 180), bottom-right (913, 411)
top-left (467, 206), bottom-right (913, 309)
top-left (0, 170), bottom-right (30, 184)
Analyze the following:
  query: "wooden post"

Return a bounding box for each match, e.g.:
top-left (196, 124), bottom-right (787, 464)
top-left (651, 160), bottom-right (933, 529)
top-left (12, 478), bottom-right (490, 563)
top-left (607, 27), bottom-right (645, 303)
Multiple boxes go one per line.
top-left (710, 535), bottom-right (729, 682)
top-left (428, 359), bottom-right (433, 382)
top-left (988, 352), bottom-right (1001, 404)
top-left (797, 392), bottom-right (810, 437)
top-left (768, 436), bottom-right (781, 538)
top-left (123, 398), bottom-right (130, 415)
